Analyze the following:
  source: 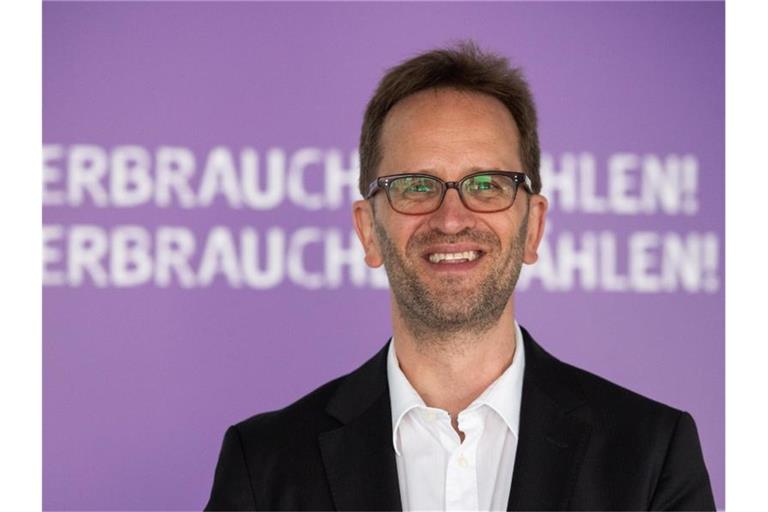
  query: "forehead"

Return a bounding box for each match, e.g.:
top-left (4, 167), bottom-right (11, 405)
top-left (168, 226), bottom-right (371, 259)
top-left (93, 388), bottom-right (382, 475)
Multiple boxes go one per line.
top-left (378, 88), bottom-right (521, 176)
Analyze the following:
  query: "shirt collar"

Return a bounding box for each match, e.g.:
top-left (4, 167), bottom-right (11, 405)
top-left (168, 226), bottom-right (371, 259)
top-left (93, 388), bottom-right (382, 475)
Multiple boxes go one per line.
top-left (469, 321), bottom-right (526, 438)
top-left (386, 321), bottom-right (526, 456)
top-left (386, 338), bottom-right (426, 456)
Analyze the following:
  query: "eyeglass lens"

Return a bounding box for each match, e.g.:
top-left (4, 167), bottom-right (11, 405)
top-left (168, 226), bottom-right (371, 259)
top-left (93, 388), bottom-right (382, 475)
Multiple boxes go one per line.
top-left (386, 174), bottom-right (518, 214)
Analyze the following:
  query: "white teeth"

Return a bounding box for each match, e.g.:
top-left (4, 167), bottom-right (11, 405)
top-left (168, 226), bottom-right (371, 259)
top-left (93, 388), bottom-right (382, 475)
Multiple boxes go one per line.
top-left (428, 251), bottom-right (480, 264)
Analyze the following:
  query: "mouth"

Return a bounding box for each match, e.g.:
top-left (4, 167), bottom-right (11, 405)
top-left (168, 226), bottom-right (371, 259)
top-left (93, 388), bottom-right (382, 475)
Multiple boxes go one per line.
top-left (427, 250), bottom-right (483, 264)
top-left (421, 246), bottom-right (486, 273)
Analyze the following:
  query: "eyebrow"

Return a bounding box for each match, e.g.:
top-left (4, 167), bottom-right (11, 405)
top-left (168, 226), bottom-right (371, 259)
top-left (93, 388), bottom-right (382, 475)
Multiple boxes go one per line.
top-left (408, 166), bottom-right (509, 176)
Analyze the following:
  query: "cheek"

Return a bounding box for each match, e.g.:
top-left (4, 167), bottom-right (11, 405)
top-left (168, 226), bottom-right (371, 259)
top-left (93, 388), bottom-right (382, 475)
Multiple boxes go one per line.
top-left (491, 221), bottom-right (526, 260)
top-left (375, 218), bottom-right (414, 259)
top-left (486, 216), bottom-right (518, 243)
top-left (394, 222), bottom-right (429, 256)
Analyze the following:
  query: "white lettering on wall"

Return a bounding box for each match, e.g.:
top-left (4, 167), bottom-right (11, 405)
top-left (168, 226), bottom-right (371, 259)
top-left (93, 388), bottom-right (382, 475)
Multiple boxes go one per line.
top-left (111, 146), bottom-right (153, 207)
top-left (155, 226), bottom-right (197, 288)
top-left (540, 151), bottom-right (701, 215)
top-left (43, 145), bottom-right (65, 206)
top-left (67, 225), bottom-right (109, 286)
top-left (241, 227), bottom-right (285, 288)
top-left (42, 225), bottom-right (65, 286)
top-left (198, 226), bottom-right (242, 287)
top-left (241, 148), bottom-right (285, 210)
top-left (518, 227), bottom-right (719, 293)
top-left (111, 225), bottom-right (153, 286)
top-left (41, 144), bottom-right (718, 293)
top-left (155, 147), bottom-right (197, 208)
top-left (287, 148), bottom-right (325, 210)
top-left (198, 147), bottom-right (243, 208)
top-left (67, 145), bottom-right (109, 207)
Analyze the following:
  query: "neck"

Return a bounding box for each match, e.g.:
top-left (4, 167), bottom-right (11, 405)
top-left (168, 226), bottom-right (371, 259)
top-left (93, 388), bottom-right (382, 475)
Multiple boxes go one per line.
top-left (390, 296), bottom-right (518, 418)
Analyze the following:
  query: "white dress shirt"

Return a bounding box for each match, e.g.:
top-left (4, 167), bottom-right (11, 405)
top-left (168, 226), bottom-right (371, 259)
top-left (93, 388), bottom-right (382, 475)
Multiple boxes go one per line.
top-left (387, 322), bottom-right (526, 511)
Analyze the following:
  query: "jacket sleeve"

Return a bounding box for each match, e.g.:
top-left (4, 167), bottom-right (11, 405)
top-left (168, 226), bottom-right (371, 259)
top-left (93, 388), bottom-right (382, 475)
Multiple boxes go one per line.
top-left (648, 411), bottom-right (716, 511)
top-left (205, 425), bottom-right (257, 511)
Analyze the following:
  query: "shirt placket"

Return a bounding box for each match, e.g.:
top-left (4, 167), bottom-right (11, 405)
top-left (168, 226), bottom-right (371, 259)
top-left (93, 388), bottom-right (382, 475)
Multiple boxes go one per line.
top-left (444, 408), bottom-right (484, 511)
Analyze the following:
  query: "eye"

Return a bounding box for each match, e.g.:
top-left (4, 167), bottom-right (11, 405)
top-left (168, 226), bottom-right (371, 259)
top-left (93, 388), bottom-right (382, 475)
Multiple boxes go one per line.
top-left (392, 177), bottom-right (439, 196)
top-left (475, 180), bottom-right (497, 191)
top-left (465, 175), bottom-right (504, 193)
top-left (408, 181), bottom-right (433, 193)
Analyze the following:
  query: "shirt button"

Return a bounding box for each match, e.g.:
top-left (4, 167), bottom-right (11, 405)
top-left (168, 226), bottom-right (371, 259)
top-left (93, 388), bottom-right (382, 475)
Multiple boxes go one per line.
top-left (458, 455), bottom-right (468, 468)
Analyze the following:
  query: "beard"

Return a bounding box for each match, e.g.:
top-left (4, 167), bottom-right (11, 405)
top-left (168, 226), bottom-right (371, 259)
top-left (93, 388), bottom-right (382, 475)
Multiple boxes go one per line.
top-left (374, 217), bottom-right (528, 341)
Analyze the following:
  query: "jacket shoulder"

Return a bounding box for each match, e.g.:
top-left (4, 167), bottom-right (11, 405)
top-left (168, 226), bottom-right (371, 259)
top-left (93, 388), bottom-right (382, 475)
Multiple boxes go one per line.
top-left (233, 372), bottom-right (347, 443)
top-left (541, 352), bottom-right (715, 510)
top-left (206, 374), bottom-right (354, 511)
top-left (562, 358), bottom-right (681, 420)
top-left (229, 338), bottom-right (391, 456)
top-left (522, 328), bottom-right (683, 427)
top-left (207, 345), bottom-right (392, 510)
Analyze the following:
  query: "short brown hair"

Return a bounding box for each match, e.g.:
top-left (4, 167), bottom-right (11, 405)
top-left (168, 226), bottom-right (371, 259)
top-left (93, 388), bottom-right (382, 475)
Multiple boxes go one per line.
top-left (359, 41), bottom-right (541, 196)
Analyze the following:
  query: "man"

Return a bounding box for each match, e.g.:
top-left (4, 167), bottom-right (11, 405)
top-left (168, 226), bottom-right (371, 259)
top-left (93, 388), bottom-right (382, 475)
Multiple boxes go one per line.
top-left (206, 42), bottom-right (715, 511)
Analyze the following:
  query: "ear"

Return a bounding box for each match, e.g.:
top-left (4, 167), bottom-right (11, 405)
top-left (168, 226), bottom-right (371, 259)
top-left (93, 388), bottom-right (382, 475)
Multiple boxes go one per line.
top-left (352, 199), bottom-right (384, 268)
top-left (523, 194), bottom-right (548, 264)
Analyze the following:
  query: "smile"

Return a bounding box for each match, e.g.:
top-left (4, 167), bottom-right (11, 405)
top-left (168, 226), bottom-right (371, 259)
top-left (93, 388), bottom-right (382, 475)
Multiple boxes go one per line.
top-left (427, 250), bottom-right (482, 264)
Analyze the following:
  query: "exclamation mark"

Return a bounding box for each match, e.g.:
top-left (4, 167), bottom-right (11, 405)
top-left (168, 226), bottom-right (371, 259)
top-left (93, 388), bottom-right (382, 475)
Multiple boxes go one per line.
top-left (703, 233), bottom-right (719, 292)
top-left (682, 155), bottom-right (699, 214)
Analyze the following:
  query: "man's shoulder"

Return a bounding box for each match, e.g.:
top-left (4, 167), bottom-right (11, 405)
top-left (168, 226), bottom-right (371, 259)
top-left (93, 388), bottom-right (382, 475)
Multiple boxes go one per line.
top-left (231, 341), bottom-right (391, 442)
top-left (520, 329), bottom-right (714, 510)
top-left (233, 373), bottom-right (347, 441)
top-left (566, 357), bottom-right (680, 416)
top-left (522, 328), bottom-right (686, 430)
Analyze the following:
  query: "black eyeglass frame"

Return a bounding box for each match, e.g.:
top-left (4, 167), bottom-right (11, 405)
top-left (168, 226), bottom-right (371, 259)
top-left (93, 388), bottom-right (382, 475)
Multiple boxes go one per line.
top-left (365, 170), bottom-right (533, 215)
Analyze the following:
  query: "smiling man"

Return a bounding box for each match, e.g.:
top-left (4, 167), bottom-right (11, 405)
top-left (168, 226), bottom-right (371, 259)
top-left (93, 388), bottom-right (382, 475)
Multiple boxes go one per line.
top-left (206, 42), bottom-right (715, 511)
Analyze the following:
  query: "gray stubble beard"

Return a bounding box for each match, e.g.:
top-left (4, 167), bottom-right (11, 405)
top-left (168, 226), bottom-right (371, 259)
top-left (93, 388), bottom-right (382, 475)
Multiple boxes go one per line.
top-left (374, 218), bottom-right (528, 345)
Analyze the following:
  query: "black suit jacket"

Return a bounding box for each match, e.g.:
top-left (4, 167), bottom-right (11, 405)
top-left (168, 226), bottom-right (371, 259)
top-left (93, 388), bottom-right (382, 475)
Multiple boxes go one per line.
top-left (206, 327), bottom-right (715, 511)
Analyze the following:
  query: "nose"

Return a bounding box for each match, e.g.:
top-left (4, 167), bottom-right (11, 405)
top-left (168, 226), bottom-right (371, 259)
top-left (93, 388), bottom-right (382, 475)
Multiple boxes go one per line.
top-left (427, 187), bottom-right (477, 235)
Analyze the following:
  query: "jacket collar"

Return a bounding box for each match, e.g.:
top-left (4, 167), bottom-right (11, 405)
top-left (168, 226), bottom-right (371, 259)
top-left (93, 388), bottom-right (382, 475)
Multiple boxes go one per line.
top-left (506, 326), bottom-right (592, 510)
top-left (319, 342), bottom-right (402, 511)
top-left (318, 328), bottom-right (592, 511)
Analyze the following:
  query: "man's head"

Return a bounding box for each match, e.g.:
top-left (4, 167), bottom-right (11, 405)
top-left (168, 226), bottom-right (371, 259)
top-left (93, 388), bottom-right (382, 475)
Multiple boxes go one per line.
top-left (358, 41), bottom-right (542, 197)
top-left (353, 42), bottom-right (547, 338)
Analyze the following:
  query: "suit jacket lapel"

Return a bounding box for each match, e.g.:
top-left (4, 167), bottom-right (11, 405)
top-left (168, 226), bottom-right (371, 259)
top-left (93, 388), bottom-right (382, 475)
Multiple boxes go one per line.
top-left (508, 328), bottom-right (593, 511)
top-left (316, 332), bottom-right (591, 511)
top-left (318, 342), bottom-right (402, 511)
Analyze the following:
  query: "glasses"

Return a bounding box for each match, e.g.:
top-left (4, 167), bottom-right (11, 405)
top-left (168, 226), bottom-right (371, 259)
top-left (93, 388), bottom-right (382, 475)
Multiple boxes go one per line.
top-left (365, 171), bottom-right (533, 215)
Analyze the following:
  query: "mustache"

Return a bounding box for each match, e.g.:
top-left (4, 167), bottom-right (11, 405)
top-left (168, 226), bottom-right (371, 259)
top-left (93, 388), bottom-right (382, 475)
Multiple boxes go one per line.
top-left (406, 228), bottom-right (500, 252)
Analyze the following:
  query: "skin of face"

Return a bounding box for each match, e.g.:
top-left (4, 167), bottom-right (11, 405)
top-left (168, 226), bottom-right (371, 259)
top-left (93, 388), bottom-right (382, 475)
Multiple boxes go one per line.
top-left (353, 87), bottom-right (548, 340)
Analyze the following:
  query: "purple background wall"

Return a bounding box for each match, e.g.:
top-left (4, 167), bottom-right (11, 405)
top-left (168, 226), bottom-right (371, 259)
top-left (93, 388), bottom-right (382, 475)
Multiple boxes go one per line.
top-left (43, 2), bottom-right (724, 510)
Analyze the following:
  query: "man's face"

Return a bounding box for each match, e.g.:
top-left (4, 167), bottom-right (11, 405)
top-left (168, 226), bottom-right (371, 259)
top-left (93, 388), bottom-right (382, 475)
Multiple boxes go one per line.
top-left (353, 88), bottom-right (547, 334)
